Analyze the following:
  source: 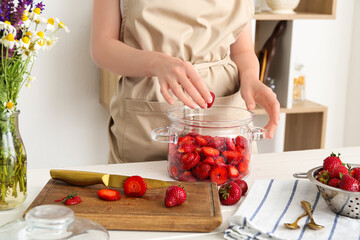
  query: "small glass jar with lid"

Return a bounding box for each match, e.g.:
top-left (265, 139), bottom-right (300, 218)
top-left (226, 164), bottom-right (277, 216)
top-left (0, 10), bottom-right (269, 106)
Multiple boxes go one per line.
top-left (293, 63), bottom-right (305, 102)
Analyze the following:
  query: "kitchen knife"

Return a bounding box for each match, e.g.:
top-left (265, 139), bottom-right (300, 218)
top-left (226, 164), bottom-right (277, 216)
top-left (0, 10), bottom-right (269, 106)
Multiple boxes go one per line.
top-left (50, 169), bottom-right (171, 188)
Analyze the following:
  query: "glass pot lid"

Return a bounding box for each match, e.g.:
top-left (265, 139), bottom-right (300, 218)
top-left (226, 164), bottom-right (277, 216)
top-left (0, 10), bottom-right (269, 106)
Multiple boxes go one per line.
top-left (166, 105), bottom-right (255, 128)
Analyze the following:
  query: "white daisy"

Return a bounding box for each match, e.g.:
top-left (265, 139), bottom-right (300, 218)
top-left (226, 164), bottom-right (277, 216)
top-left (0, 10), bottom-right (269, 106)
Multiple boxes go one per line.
top-left (0, 33), bottom-right (19, 49)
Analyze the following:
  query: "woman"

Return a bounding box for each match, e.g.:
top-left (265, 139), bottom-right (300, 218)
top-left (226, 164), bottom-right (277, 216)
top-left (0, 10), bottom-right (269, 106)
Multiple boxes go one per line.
top-left (91, 0), bottom-right (280, 163)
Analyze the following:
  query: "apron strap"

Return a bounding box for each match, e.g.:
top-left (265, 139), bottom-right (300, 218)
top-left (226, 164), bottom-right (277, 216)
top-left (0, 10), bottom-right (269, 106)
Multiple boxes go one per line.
top-left (192, 55), bottom-right (233, 71)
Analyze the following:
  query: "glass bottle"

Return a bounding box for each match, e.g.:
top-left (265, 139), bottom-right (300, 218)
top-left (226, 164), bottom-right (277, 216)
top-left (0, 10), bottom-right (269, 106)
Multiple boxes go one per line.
top-left (0, 111), bottom-right (27, 210)
top-left (293, 63), bottom-right (305, 102)
top-left (0, 205), bottom-right (109, 240)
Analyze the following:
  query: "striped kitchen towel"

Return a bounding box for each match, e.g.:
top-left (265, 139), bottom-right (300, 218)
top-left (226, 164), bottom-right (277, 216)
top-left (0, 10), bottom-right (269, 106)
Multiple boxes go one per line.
top-left (224, 179), bottom-right (360, 240)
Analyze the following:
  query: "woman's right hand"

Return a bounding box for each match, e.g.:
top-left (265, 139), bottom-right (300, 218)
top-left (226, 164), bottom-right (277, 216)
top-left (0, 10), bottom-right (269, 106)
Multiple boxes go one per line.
top-left (152, 53), bottom-right (213, 109)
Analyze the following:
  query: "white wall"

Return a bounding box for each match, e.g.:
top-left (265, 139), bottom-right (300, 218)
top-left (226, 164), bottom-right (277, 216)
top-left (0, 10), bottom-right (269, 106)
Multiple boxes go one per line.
top-left (345, 0), bottom-right (360, 147)
top-left (17, 0), bottom-right (357, 168)
top-left (18, 1), bottom-right (109, 168)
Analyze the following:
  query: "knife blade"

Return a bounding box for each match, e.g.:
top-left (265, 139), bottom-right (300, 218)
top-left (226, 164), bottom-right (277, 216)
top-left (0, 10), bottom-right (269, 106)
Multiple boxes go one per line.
top-left (50, 169), bottom-right (171, 188)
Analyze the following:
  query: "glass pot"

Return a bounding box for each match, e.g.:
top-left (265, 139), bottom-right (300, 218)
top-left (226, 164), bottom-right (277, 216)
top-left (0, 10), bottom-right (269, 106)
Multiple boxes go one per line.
top-left (152, 106), bottom-right (265, 185)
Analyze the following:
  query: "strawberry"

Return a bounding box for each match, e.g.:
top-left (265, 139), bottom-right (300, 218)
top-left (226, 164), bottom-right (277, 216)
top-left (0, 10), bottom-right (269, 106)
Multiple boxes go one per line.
top-left (186, 131), bottom-right (200, 138)
top-left (323, 152), bottom-right (342, 172)
top-left (210, 167), bottom-right (227, 185)
top-left (202, 135), bottom-right (214, 144)
top-left (202, 156), bottom-right (215, 166)
top-left (178, 143), bottom-right (196, 153)
top-left (227, 165), bottom-right (240, 180)
top-left (207, 91), bottom-right (215, 108)
top-left (214, 156), bottom-right (227, 167)
top-left (219, 182), bottom-right (242, 205)
top-left (195, 136), bottom-right (208, 146)
top-left (177, 136), bottom-right (195, 146)
top-left (55, 193), bottom-right (82, 205)
top-left (237, 162), bottom-right (248, 173)
top-left (181, 151), bottom-right (200, 170)
top-left (235, 136), bottom-right (248, 149)
top-left (338, 174), bottom-right (360, 192)
top-left (170, 165), bottom-right (179, 178)
top-left (330, 165), bottom-right (349, 179)
top-left (178, 171), bottom-right (198, 182)
top-left (222, 150), bottom-right (243, 165)
top-left (316, 169), bottom-right (330, 184)
top-left (328, 178), bottom-right (341, 188)
top-left (202, 147), bottom-right (220, 157)
top-left (350, 167), bottom-right (360, 181)
top-left (234, 179), bottom-right (248, 195)
top-left (124, 175), bottom-right (147, 197)
top-left (164, 186), bottom-right (187, 207)
top-left (193, 163), bottom-right (212, 180)
top-left (208, 137), bottom-right (225, 151)
top-left (97, 189), bottom-right (121, 201)
top-left (225, 137), bottom-right (236, 151)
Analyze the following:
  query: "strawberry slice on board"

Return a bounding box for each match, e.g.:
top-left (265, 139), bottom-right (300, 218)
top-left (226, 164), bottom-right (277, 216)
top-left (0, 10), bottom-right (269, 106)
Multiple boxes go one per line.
top-left (97, 189), bottom-right (121, 201)
top-left (124, 175), bottom-right (148, 197)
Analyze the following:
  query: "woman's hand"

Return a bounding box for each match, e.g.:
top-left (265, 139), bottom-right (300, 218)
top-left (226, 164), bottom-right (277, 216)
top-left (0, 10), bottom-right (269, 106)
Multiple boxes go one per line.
top-left (240, 76), bottom-right (280, 139)
top-left (152, 53), bottom-right (213, 109)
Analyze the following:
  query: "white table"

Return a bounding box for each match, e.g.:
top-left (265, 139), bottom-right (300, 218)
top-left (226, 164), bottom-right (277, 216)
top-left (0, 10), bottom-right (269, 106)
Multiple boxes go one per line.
top-left (1, 146), bottom-right (359, 239)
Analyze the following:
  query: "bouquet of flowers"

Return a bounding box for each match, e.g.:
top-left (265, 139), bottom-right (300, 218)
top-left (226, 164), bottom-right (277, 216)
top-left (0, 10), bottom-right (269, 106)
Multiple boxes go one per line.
top-left (0, 0), bottom-right (69, 209)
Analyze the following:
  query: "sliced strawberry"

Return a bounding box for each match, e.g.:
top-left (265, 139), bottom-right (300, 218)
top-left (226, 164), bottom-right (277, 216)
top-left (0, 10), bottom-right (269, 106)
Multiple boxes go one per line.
top-left (181, 151), bottom-right (200, 170)
top-left (124, 175), bottom-right (148, 197)
top-left (178, 143), bottom-right (196, 153)
top-left (227, 165), bottom-right (240, 180)
top-left (202, 135), bottom-right (214, 144)
top-left (208, 137), bottom-right (225, 151)
top-left (179, 171), bottom-right (198, 182)
top-left (235, 136), bottom-right (248, 149)
top-left (214, 156), bottom-right (226, 167)
top-left (195, 136), bottom-right (208, 146)
top-left (207, 91), bottom-right (215, 108)
top-left (177, 136), bottom-right (195, 146)
top-left (237, 162), bottom-right (248, 173)
top-left (225, 137), bottom-right (236, 151)
top-left (202, 147), bottom-right (220, 157)
top-left (186, 131), bottom-right (200, 138)
top-left (97, 189), bottom-right (121, 201)
top-left (222, 150), bottom-right (243, 165)
top-left (202, 157), bottom-right (215, 166)
top-left (193, 163), bottom-right (212, 180)
top-left (170, 165), bottom-right (179, 178)
top-left (210, 167), bottom-right (227, 185)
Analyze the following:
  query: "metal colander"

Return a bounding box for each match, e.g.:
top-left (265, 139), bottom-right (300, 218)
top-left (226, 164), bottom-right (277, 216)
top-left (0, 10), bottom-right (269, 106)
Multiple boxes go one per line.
top-left (294, 164), bottom-right (360, 219)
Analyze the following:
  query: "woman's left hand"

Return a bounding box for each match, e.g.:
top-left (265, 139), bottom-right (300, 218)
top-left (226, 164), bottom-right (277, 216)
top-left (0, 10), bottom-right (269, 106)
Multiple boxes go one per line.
top-left (240, 77), bottom-right (280, 139)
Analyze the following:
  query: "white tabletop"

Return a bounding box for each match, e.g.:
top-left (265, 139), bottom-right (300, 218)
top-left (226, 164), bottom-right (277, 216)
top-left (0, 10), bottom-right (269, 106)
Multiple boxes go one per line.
top-left (1, 146), bottom-right (359, 239)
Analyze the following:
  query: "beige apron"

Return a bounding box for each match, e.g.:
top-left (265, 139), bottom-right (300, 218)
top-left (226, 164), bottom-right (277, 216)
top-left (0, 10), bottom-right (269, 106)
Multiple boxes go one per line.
top-left (108, 0), bottom-right (255, 163)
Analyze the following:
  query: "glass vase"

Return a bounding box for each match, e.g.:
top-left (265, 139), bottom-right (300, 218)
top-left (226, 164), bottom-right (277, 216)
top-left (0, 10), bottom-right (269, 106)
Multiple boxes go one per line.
top-left (0, 111), bottom-right (27, 210)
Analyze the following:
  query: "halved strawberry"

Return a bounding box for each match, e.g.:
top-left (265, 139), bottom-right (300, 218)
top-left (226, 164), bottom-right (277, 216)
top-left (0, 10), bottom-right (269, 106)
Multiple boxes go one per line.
top-left (97, 189), bottom-right (121, 201)
top-left (186, 131), bottom-right (200, 138)
top-left (181, 151), bottom-right (200, 170)
top-left (177, 136), bottom-right (195, 146)
top-left (207, 91), bottom-right (215, 108)
top-left (195, 136), bottom-right (208, 146)
top-left (124, 176), bottom-right (147, 197)
top-left (202, 147), bottom-right (220, 157)
top-left (208, 137), bottom-right (225, 151)
top-left (214, 156), bottom-right (227, 167)
top-left (237, 162), bottom-right (248, 173)
top-left (235, 136), bottom-right (248, 149)
top-left (203, 156), bottom-right (215, 166)
top-left (179, 171), bottom-right (198, 182)
top-left (193, 163), bottom-right (212, 180)
top-left (222, 150), bottom-right (243, 165)
top-left (225, 137), bottom-right (236, 151)
top-left (210, 167), bottom-right (227, 185)
top-left (227, 165), bottom-right (240, 180)
top-left (178, 143), bottom-right (196, 153)
top-left (170, 165), bottom-right (179, 178)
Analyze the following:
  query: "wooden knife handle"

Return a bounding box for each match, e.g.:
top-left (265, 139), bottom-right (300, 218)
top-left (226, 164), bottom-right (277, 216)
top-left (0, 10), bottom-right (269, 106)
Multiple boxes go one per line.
top-left (50, 169), bottom-right (107, 186)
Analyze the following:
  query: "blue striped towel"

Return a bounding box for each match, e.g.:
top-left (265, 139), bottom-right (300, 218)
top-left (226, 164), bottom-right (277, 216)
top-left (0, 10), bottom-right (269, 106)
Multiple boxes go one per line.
top-left (224, 179), bottom-right (360, 240)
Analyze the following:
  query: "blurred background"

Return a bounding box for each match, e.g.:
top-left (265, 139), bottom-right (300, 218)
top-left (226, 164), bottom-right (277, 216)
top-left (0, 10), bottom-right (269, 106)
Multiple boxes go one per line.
top-left (19, 0), bottom-right (360, 168)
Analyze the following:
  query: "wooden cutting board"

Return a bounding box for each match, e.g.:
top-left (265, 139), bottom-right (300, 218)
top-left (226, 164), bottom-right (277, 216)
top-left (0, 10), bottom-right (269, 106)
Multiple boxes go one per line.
top-left (25, 179), bottom-right (222, 232)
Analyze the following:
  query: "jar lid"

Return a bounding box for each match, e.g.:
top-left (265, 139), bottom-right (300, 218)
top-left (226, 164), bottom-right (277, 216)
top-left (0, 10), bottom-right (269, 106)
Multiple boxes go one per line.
top-left (166, 105), bottom-right (255, 128)
top-left (25, 205), bottom-right (74, 229)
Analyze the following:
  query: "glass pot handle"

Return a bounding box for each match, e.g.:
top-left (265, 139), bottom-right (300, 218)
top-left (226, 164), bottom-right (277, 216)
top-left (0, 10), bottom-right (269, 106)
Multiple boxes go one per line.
top-left (151, 127), bottom-right (178, 143)
top-left (251, 127), bottom-right (266, 141)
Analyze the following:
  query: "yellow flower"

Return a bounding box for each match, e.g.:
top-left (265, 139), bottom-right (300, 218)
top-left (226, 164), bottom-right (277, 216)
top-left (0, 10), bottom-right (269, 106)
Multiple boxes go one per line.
top-left (58, 21), bottom-right (70, 33)
top-left (1, 33), bottom-right (19, 49)
top-left (19, 36), bottom-right (30, 48)
top-left (29, 8), bottom-right (41, 21)
top-left (4, 101), bottom-right (15, 112)
top-left (46, 18), bottom-right (56, 32)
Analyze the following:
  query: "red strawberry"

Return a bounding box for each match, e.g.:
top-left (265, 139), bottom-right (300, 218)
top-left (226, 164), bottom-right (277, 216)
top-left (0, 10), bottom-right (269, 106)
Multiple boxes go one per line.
top-left (219, 182), bottom-right (242, 205)
top-left (225, 137), bottom-right (236, 151)
top-left (202, 135), bottom-right (214, 144)
top-left (234, 179), bottom-right (248, 195)
top-left (195, 136), bottom-right (208, 146)
top-left (207, 91), bottom-right (215, 108)
top-left (208, 137), bottom-right (225, 151)
top-left (237, 162), bottom-right (248, 173)
top-left (328, 178), bottom-right (341, 188)
top-left (202, 147), bottom-right (220, 157)
top-left (203, 156), bottom-right (215, 166)
top-left (222, 150), bottom-right (243, 165)
top-left (165, 186), bottom-right (187, 207)
top-left (124, 175), bottom-right (148, 197)
top-left (235, 136), bottom-right (248, 149)
top-left (55, 193), bottom-right (82, 205)
top-left (193, 163), bottom-right (212, 180)
top-left (323, 152), bottom-right (342, 172)
top-left (177, 136), bottom-right (195, 146)
top-left (178, 171), bottom-right (198, 182)
top-left (227, 165), bottom-right (240, 180)
top-left (330, 165), bottom-right (349, 179)
top-left (210, 167), bottom-right (227, 185)
top-left (186, 131), bottom-right (200, 138)
top-left (338, 174), bottom-right (359, 192)
top-left (178, 143), bottom-right (196, 153)
top-left (181, 151), bottom-right (200, 170)
top-left (316, 169), bottom-right (330, 184)
top-left (214, 156), bottom-right (227, 167)
top-left (170, 165), bottom-right (179, 178)
top-left (350, 167), bottom-right (360, 181)
top-left (97, 189), bottom-right (121, 201)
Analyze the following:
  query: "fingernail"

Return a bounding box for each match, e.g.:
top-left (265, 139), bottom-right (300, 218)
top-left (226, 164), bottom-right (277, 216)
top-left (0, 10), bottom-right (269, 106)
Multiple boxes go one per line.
top-left (207, 96), bottom-right (213, 103)
top-left (201, 103), bottom-right (207, 109)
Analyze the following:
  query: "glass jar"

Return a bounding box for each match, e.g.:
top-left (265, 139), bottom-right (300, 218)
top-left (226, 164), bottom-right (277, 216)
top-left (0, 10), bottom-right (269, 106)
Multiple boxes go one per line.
top-left (152, 106), bottom-right (265, 185)
top-left (0, 111), bottom-right (27, 210)
top-left (293, 63), bottom-right (305, 102)
top-left (0, 205), bottom-right (109, 240)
